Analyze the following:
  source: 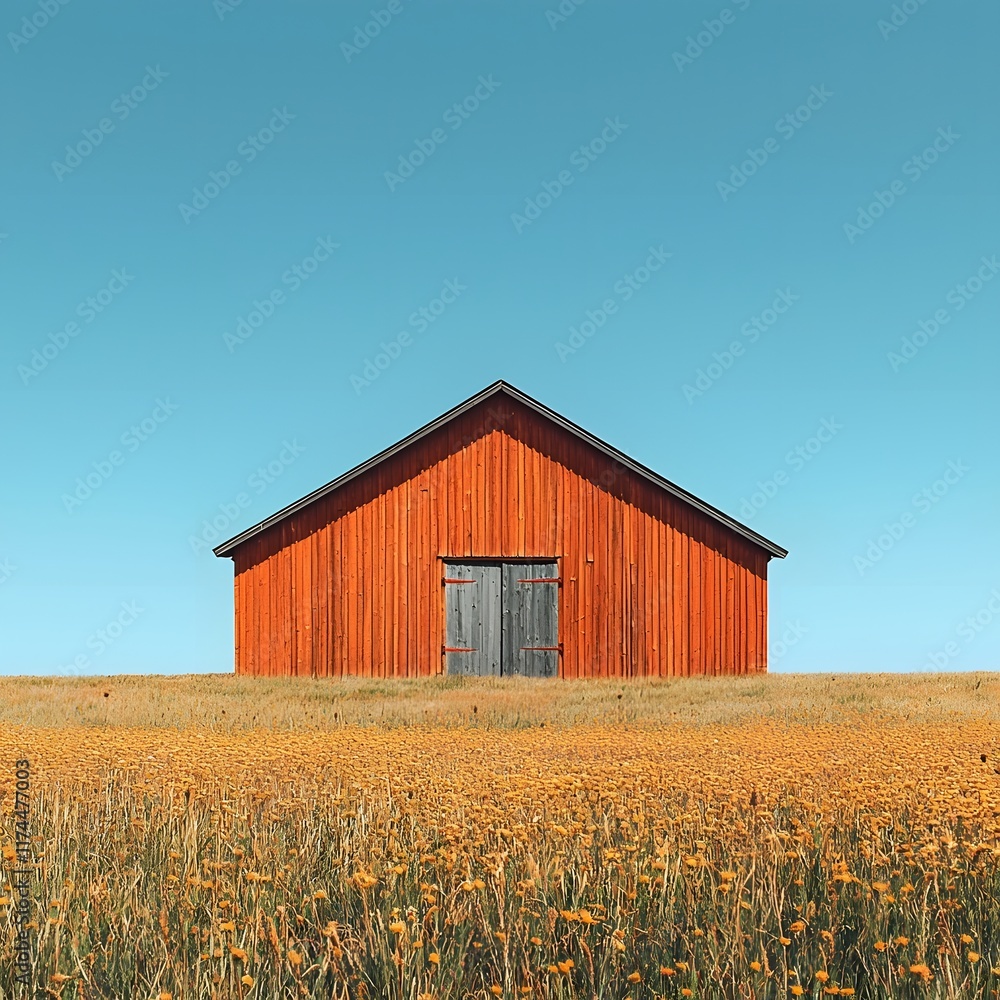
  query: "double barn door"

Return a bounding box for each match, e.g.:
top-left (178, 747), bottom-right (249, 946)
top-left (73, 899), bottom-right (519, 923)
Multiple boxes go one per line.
top-left (444, 561), bottom-right (559, 677)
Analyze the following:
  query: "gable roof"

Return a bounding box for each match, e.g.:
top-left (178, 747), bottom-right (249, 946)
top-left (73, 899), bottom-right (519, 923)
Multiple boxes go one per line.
top-left (213, 380), bottom-right (788, 559)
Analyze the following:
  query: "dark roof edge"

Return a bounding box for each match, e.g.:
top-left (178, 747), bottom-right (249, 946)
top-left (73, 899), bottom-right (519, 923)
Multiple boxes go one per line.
top-left (213, 380), bottom-right (788, 560)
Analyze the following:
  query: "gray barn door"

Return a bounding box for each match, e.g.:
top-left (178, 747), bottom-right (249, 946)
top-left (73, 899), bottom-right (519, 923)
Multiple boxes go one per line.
top-left (443, 563), bottom-right (501, 676)
top-left (502, 562), bottom-right (559, 678)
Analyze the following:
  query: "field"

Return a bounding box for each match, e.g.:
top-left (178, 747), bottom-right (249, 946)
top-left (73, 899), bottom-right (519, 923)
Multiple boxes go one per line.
top-left (2, 673), bottom-right (1000, 999)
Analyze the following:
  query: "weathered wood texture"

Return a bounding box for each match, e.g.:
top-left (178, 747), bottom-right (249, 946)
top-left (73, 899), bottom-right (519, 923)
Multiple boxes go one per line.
top-left (230, 397), bottom-right (770, 678)
top-left (502, 562), bottom-right (559, 678)
top-left (443, 562), bottom-right (501, 677)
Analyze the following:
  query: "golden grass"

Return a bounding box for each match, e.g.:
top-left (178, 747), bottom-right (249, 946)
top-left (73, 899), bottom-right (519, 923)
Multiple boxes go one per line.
top-left (0, 671), bottom-right (998, 730)
top-left (1, 673), bottom-right (999, 998)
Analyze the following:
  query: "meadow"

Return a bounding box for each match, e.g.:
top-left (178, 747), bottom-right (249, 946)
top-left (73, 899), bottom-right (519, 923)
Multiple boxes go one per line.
top-left (1, 673), bottom-right (999, 999)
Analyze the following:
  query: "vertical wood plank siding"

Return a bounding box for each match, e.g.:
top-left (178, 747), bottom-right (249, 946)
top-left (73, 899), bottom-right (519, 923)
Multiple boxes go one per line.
top-left (231, 398), bottom-right (770, 678)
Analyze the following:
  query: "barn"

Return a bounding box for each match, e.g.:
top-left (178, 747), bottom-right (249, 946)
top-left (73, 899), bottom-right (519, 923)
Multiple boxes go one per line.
top-left (213, 380), bottom-right (786, 679)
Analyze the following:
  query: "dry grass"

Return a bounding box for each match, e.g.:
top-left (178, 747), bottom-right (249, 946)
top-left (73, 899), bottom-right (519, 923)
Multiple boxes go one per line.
top-left (0, 671), bottom-right (998, 731)
top-left (2, 673), bottom-right (1000, 998)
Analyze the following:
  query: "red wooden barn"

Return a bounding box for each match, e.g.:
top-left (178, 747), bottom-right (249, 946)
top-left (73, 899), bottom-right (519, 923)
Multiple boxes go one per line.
top-left (214, 381), bottom-right (786, 679)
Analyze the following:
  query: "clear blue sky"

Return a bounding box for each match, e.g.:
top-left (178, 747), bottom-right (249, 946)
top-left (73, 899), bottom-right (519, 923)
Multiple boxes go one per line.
top-left (2, 0), bottom-right (998, 675)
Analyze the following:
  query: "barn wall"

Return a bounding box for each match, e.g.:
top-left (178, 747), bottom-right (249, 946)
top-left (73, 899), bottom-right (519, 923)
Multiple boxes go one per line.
top-left (231, 398), bottom-right (770, 678)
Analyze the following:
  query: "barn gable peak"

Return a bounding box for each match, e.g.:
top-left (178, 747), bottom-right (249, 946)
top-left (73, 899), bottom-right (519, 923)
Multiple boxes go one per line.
top-left (213, 380), bottom-right (787, 560)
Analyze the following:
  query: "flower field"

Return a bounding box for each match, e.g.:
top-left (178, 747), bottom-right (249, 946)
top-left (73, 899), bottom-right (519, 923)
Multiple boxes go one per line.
top-left (2, 676), bottom-right (1000, 998)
